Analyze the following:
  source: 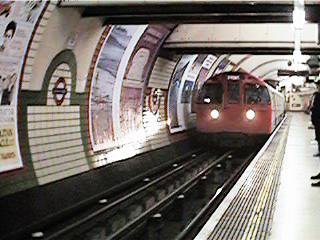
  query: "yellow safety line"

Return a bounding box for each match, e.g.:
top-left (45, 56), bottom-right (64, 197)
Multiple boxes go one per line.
top-left (208, 117), bottom-right (290, 240)
top-left (241, 126), bottom-right (288, 240)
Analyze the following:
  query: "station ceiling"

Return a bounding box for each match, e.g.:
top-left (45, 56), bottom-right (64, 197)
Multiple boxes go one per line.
top-left (163, 23), bottom-right (320, 55)
top-left (59, 1), bottom-right (320, 82)
top-left (59, 1), bottom-right (320, 24)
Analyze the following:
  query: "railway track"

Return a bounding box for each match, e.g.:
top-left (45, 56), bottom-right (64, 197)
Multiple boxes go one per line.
top-left (29, 148), bottom-right (258, 240)
top-left (130, 149), bottom-right (256, 240)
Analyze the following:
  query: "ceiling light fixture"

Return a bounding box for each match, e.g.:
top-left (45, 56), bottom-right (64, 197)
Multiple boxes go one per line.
top-left (292, 0), bottom-right (305, 71)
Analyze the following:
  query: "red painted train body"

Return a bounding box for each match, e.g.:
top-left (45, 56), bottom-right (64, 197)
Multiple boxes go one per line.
top-left (196, 72), bottom-right (285, 146)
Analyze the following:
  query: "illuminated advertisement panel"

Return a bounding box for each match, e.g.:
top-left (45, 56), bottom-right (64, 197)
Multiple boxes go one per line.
top-left (120, 25), bottom-right (172, 141)
top-left (0, 1), bottom-right (45, 172)
top-left (90, 25), bottom-right (139, 151)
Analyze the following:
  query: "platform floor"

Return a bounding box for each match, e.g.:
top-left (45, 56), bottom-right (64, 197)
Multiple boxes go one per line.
top-left (270, 112), bottom-right (320, 240)
top-left (195, 112), bottom-right (320, 240)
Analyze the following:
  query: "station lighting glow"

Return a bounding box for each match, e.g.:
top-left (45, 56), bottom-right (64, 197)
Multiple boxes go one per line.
top-left (105, 145), bottom-right (137, 163)
top-left (293, 8), bottom-right (305, 29)
top-left (204, 97), bottom-right (211, 103)
top-left (210, 109), bottom-right (220, 119)
top-left (246, 109), bottom-right (256, 120)
top-left (292, 0), bottom-right (305, 67)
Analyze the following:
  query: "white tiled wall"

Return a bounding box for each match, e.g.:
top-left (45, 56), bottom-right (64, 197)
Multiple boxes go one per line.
top-left (22, 2), bottom-right (57, 90)
top-left (148, 57), bottom-right (176, 89)
top-left (143, 98), bottom-right (170, 150)
top-left (28, 106), bottom-right (89, 185)
top-left (141, 57), bottom-right (193, 151)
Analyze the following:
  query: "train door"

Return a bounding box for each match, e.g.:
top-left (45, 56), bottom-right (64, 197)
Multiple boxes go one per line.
top-left (225, 75), bottom-right (241, 128)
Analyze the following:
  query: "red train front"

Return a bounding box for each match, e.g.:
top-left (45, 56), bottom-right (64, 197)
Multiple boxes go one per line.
top-left (196, 72), bottom-right (285, 146)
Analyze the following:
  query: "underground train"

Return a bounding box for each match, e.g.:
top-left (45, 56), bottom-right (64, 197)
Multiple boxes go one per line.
top-left (196, 72), bottom-right (285, 146)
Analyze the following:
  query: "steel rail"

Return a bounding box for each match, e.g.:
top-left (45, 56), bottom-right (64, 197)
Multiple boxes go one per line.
top-left (174, 151), bottom-right (255, 240)
top-left (106, 151), bottom-right (232, 240)
top-left (43, 151), bottom-right (209, 239)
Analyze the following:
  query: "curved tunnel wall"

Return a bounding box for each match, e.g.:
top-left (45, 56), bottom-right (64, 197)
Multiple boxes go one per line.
top-left (0, 3), bottom-right (288, 198)
top-left (0, 4), bottom-right (221, 197)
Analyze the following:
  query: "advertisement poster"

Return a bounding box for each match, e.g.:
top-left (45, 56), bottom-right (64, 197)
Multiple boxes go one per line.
top-left (215, 56), bottom-right (230, 74)
top-left (0, 1), bottom-right (45, 172)
top-left (120, 25), bottom-right (172, 139)
top-left (90, 25), bottom-right (138, 151)
top-left (181, 54), bottom-right (206, 104)
top-left (0, 107), bottom-right (18, 172)
top-left (202, 54), bottom-right (216, 70)
top-left (124, 25), bottom-right (172, 87)
top-left (191, 55), bottom-right (217, 112)
top-left (119, 87), bottom-right (142, 139)
top-left (180, 80), bottom-right (194, 104)
top-left (147, 88), bottom-right (162, 116)
top-left (168, 56), bottom-right (190, 130)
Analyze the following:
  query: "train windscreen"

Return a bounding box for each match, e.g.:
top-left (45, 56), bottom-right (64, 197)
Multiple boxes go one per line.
top-left (228, 81), bottom-right (240, 103)
top-left (198, 83), bottom-right (223, 104)
top-left (245, 84), bottom-right (270, 104)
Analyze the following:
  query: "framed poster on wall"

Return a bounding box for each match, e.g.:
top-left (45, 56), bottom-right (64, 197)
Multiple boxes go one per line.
top-left (89, 25), bottom-right (140, 151)
top-left (120, 25), bottom-right (172, 141)
top-left (0, 1), bottom-right (45, 172)
top-left (167, 55), bottom-right (198, 133)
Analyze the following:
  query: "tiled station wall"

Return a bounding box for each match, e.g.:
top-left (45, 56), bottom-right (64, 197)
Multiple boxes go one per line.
top-left (0, 3), bottom-right (92, 196)
top-left (27, 105), bottom-right (89, 185)
top-left (143, 57), bottom-right (177, 150)
top-left (0, 3), bottom-right (238, 198)
top-left (0, 1), bottom-right (59, 196)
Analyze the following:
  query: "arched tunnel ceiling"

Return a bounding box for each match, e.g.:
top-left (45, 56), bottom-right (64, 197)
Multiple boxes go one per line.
top-left (228, 54), bottom-right (296, 81)
top-left (184, 54), bottom-right (298, 83)
top-left (161, 22), bottom-right (316, 84)
top-left (59, 0), bottom-right (320, 83)
top-left (163, 23), bottom-right (320, 54)
top-left (161, 23), bottom-right (316, 84)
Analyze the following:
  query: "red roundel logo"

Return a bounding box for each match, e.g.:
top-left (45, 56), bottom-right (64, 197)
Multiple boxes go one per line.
top-left (52, 77), bottom-right (68, 106)
top-left (148, 88), bottom-right (161, 115)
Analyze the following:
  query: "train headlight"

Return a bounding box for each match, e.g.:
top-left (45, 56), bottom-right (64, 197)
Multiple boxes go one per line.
top-left (246, 109), bottom-right (256, 120)
top-left (210, 109), bottom-right (220, 119)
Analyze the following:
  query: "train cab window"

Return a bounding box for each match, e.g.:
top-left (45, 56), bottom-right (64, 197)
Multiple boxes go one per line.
top-left (228, 81), bottom-right (240, 103)
top-left (245, 84), bottom-right (270, 104)
top-left (198, 83), bottom-right (223, 104)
